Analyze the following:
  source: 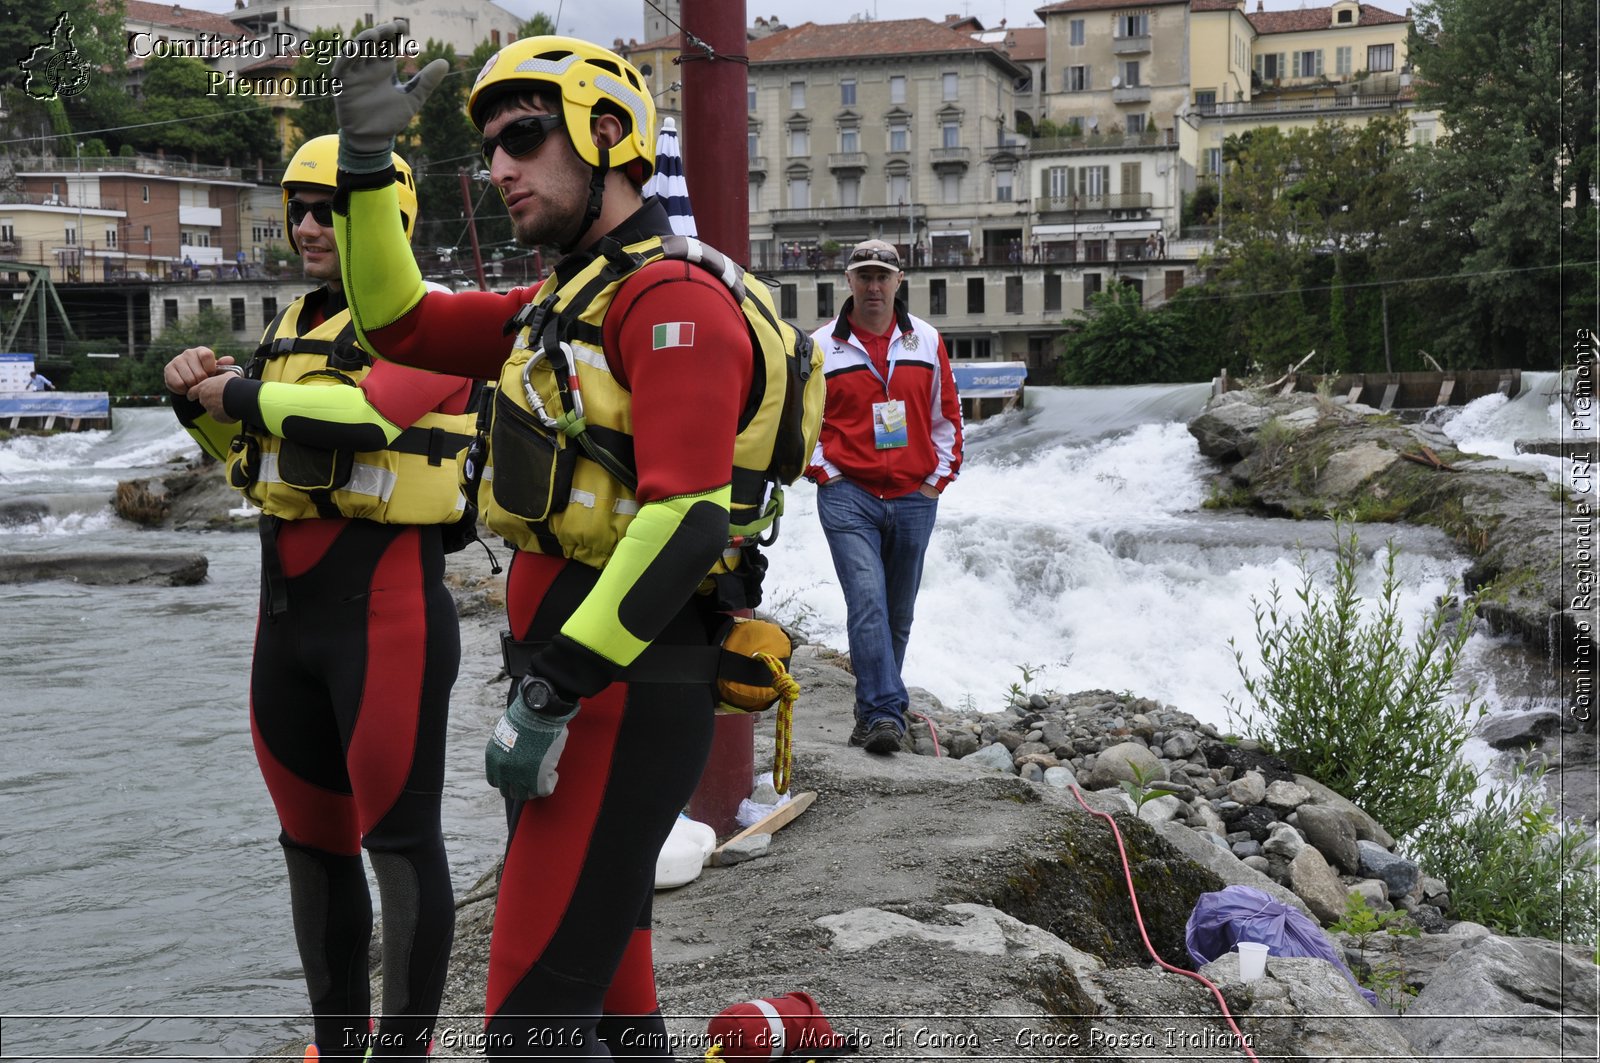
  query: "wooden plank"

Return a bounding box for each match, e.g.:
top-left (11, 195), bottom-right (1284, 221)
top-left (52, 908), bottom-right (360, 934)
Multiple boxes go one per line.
top-left (1379, 383), bottom-right (1399, 412)
top-left (1278, 375), bottom-right (1298, 397)
top-left (42, 415), bottom-right (55, 430)
top-left (1346, 384), bottom-right (1363, 404)
top-left (709, 791), bottom-right (816, 864)
top-left (1434, 379), bottom-right (1455, 407)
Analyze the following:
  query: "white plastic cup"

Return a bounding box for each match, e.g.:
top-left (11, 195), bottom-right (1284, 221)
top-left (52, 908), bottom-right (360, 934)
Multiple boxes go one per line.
top-left (1236, 941), bottom-right (1270, 982)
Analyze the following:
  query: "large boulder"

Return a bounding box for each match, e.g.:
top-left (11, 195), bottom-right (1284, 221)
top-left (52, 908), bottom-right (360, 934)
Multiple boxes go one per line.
top-left (1187, 391), bottom-right (1276, 460)
top-left (1405, 935), bottom-right (1600, 1060)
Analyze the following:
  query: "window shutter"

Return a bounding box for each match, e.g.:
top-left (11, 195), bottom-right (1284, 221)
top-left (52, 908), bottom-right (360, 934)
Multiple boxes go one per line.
top-left (1041, 167), bottom-right (1050, 199)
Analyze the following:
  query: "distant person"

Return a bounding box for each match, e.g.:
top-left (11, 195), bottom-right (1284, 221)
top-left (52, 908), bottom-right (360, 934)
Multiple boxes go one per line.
top-left (807, 239), bottom-right (963, 755)
top-left (1158, 230), bottom-right (1167, 258)
top-left (161, 136), bottom-right (475, 1061)
top-left (1144, 233), bottom-right (1158, 259)
top-left (27, 371), bottom-right (54, 391)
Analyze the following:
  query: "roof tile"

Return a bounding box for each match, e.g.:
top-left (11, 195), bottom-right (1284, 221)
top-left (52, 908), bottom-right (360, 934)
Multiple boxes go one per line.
top-left (748, 18), bottom-right (1011, 63)
top-left (122, 0), bottom-right (248, 37)
top-left (1247, 4), bottom-right (1410, 35)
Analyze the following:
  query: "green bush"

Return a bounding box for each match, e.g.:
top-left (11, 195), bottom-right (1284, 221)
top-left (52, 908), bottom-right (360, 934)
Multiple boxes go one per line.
top-left (1413, 763), bottom-right (1599, 946)
top-left (1226, 520), bottom-right (1481, 839)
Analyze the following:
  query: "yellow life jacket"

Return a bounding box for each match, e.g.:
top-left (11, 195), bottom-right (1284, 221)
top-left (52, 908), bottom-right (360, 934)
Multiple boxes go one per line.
top-left (225, 294), bottom-right (477, 525)
top-left (481, 234), bottom-right (824, 568)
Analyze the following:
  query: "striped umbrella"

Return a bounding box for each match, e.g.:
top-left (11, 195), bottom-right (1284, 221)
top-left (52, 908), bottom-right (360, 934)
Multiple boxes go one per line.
top-left (645, 117), bottom-right (698, 237)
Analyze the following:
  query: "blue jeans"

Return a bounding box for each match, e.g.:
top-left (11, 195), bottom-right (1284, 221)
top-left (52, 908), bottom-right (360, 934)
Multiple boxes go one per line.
top-left (816, 479), bottom-right (939, 730)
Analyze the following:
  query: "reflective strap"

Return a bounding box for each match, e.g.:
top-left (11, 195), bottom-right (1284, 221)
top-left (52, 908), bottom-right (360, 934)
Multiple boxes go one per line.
top-left (749, 999), bottom-right (786, 1060)
top-left (258, 452), bottom-right (400, 502)
top-left (566, 489), bottom-right (639, 514)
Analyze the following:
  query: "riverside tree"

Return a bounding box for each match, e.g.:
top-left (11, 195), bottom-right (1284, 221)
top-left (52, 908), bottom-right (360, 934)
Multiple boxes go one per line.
top-left (126, 56), bottom-right (280, 166)
top-left (1202, 118), bottom-right (1415, 377)
top-left (1373, 0), bottom-right (1591, 367)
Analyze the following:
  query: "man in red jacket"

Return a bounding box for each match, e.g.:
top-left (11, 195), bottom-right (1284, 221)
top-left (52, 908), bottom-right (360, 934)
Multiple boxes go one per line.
top-left (806, 239), bottom-right (963, 755)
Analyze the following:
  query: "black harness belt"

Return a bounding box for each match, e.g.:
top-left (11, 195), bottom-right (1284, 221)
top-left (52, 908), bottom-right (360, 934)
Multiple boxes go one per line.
top-left (501, 633), bottom-right (779, 689)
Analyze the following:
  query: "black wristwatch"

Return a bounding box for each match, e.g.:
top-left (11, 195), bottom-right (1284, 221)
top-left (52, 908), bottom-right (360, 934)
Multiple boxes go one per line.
top-left (518, 675), bottom-right (572, 717)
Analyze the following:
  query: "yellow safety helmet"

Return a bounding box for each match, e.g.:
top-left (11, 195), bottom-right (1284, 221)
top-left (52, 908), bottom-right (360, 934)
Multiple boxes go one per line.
top-left (468, 35), bottom-right (656, 182)
top-left (281, 135), bottom-right (417, 252)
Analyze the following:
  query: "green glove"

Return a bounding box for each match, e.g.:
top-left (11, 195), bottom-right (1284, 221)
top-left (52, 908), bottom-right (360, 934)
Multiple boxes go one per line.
top-left (486, 677), bottom-right (581, 801)
top-left (331, 20), bottom-right (449, 172)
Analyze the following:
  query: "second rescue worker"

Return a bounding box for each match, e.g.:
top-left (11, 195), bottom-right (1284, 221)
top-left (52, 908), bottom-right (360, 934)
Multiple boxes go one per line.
top-left (325, 21), bottom-right (797, 1060)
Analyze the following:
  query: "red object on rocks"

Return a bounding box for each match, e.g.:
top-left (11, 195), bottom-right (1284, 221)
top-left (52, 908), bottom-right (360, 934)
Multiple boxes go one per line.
top-left (705, 991), bottom-right (856, 1061)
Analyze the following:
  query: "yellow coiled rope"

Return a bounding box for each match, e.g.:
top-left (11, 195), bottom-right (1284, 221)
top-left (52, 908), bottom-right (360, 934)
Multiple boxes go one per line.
top-left (756, 652), bottom-right (800, 795)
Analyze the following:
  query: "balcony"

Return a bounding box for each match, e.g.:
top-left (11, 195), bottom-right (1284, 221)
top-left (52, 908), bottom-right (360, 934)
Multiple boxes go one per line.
top-left (1031, 130), bottom-right (1171, 152)
top-left (767, 203), bottom-right (924, 229)
top-left (1203, 92), bottom-right (1405, 119)
top-left (1111, 84), bottom-right (1151, 104)
top-left (13, 154), bottom-right (244, 181)
top-left (1112, 34), bottom-right (1151, 55)
top-left (748, 155), bottom-right (768, 176)
top-left (929, 146), bottom-right (971, 171)
top-left (827, 151), bottom-right (869, 173)
top-left (1037, 192), bottom-right (1153, 214)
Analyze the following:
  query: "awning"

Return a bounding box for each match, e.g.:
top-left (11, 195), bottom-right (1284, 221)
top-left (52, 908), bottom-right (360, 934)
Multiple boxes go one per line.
top-left (929, 229), bottom-right (970, 239)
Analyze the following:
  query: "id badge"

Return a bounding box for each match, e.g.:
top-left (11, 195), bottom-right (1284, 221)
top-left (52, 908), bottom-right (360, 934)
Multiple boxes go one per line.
top-left (873, 399), bottom-right (909, 450)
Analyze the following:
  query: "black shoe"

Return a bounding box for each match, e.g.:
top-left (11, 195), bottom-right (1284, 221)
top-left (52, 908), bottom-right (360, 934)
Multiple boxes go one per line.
top-left (863, 720), bottom-right (903, 756)
top-left (847, 720), bottom-right (870, 747)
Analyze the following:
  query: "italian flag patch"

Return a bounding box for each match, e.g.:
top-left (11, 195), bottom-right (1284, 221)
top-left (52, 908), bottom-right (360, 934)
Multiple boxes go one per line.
top-left (652, 321), bottom-right (695, 349)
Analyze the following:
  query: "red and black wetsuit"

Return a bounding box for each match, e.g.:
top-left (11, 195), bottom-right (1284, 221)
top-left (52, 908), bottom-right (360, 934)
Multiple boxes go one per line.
top-left (175, 289), bottom-right (474, 1061)
top-left (344, 198), bottom-right (753, 1058)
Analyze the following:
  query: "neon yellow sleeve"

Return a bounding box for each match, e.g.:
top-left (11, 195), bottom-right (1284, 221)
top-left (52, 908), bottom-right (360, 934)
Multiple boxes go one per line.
top-left (333, 182), bottom-right (429, 357)
top-left (250, 380), bottom-right (401, 447)
top-left (558, 487), bottom-right (733, 666)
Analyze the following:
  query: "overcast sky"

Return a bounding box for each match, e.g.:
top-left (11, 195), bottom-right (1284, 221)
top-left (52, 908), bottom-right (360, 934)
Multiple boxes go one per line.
top-left (182, 1), bottom-right (1412, 52)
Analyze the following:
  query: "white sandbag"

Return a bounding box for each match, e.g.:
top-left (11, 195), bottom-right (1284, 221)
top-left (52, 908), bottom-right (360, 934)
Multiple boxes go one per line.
top-left (654, 814), bottom-right (717, 889)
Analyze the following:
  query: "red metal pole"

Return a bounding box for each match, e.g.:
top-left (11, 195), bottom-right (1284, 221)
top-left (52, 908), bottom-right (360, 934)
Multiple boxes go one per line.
top-left (680, 0), bottom-right (749, 264)
top-left (459, 168), bottom-right (488, 291)
top-left (681, 0), bottom-right (755, 835)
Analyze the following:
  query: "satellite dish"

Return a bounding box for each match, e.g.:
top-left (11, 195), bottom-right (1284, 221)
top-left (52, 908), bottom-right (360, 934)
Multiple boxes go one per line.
top-left (1111, 76), bottom-right (1122, 88)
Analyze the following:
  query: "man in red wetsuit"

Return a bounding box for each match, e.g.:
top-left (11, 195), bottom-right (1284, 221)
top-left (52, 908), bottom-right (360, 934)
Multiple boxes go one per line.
top-left (326, 24), bottom-right (783, 1059)
top-left (164, 137), bottom-right (477, 1060)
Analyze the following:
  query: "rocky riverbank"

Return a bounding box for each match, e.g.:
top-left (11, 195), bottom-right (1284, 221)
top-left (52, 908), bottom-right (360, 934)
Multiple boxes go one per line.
top-left (1187, 387), bottom-right (1598, 824)
top-left (268, 630), bottom-right (1594, 1063)
top-left (1187, 387), bottom-right (1586, 658)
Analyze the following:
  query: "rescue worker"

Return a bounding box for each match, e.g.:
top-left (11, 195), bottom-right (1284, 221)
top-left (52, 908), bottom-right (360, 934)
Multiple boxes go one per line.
top-left (162, 136), bottom-right (476, 1062)
top-left (326, 24), bottom-right (777, 1059)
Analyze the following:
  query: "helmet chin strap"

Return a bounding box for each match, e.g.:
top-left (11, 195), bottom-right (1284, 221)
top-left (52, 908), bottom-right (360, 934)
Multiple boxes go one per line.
top-left (562, 143), bottom-right (610, 255)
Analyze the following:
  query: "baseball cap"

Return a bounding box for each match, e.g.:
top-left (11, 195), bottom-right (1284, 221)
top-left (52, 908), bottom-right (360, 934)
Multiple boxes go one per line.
top-left (844, 239), bottom-right (902, 272)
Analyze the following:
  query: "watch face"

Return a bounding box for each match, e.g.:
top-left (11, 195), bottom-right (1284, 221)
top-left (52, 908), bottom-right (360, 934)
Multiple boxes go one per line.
top-left (523, 678), bottom-right (550, 711)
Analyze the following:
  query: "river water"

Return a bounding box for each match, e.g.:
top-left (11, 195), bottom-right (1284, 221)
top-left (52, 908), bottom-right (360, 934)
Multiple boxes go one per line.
top-left (0, 378), bottom-right (1571, 1060)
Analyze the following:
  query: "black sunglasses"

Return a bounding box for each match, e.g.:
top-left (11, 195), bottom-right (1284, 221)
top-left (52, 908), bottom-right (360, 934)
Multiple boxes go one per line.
top-left (482, 113), bottom-right (565, 168)
top-left (849, 247), bottom-right (900, 266)
top-left (286, 199), bottom-right (334, 227)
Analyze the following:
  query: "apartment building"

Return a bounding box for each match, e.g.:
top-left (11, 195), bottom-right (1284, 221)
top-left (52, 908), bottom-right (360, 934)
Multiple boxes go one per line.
top-left (9, 156), bottom-right (257, 283)
top-left (1182, 0), bottom-right (1422, 180)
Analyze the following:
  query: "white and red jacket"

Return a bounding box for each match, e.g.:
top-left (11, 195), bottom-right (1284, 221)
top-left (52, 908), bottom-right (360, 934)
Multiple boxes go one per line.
top-left (806, 300), bottom-right (963, 498)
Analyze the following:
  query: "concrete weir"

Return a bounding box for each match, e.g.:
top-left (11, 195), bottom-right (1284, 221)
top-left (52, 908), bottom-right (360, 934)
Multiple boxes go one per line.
top-left (0, 551), bottom-right (208, 586)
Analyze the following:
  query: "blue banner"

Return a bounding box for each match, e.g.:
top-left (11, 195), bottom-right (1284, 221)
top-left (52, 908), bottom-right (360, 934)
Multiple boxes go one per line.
top-left (0, 392), bottom-right (112, 417)
top-left (952, 361), bottom-right (1027, 399)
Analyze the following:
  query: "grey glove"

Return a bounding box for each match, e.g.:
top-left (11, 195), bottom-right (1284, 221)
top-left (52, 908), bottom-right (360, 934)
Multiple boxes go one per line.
top-left (486, 677), bottom-right (580, 801)
top-left (331, 20), bottom-right (449, 172)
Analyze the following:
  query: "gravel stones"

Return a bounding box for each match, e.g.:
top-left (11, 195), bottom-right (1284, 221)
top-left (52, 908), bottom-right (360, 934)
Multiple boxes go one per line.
top-left (902, 689), bottom-right (1467, 933)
